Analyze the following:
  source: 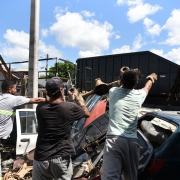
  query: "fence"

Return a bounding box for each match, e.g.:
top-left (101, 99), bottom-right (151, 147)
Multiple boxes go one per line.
top-left (0, 56), bottom-right (76, 96)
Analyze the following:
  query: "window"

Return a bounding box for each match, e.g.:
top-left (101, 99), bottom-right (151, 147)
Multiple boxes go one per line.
top-left (19, 111), bottom-right (38, 134)
top-left (151, 117), bottom-right (177, 132)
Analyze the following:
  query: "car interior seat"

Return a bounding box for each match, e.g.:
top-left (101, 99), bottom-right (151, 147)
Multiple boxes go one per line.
top-left (140, 120), bottom-right (168, 145)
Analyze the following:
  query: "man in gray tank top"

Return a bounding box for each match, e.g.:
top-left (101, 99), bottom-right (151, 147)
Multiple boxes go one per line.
top-left (102, 68), bottom-right (157, 180)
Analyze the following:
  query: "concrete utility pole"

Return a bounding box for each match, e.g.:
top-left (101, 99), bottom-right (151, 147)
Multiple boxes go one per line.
top-left (28, 0), bottom-right (40, 109)
top-left (46, 54), bottom-right (48, 81)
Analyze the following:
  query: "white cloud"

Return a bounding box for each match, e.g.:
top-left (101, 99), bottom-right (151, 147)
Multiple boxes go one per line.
top-left (132, 34), bottom-right (143, 51)
top-left (116, 0), bottom-right (162, 23)
top-left (143, 17), bottom-right (154, 28)
top-left (1, 45), bottom-right (29, 62)
top-left (127, 3), bottom-right (162, 23)
top-left (54, 6), bottom-right (68, 15)
top-left (150, 48), bottom-right (180, 65)
top-left (150, 49), bottom-right (163, 57)
top-left (50, 11), bottom-right (113, 54)
top-left (143, 17), bottom-right (161, 36)
top-left (41, 29), bottom-right (49, 37)
top-left (164, 47), bottom-right (180, 64)
top-left (161, 9), bottom-right (180, 46)
top-left (81, 10), bottom-right (95, 17)
top-left (78, 50), bottom-right (101, 58)
top-left (4, 29), bottom-right (29, 48)
top-left (116, 0), bottom-right (126, 5)
top-left (115, 35), bottom-right (121, 39)
top-left (112, 45), bottom-right (131, 54)
top-left (39, 40), bottom-right (62, 58)
top-left (0, 29), bottom-right (62, 63)
top-left (112, 34), bottom-right (144, 54)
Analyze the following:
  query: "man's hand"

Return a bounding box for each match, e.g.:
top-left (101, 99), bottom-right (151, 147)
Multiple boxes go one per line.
top-left (69, 87), bottom-right (85, 107)
top-left (108, 80), bottom-right (120, 88)
top-left (120, 66), bottom-right (129, 77)
top-left (146, 73), bottom-right (157, 83)
top-left (68, 88), bottom-right (76, 102)
top-left (69, 87), bottom-right (90, 117)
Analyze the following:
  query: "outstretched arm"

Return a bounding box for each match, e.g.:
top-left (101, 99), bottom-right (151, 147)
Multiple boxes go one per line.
top-left (142, 80), bottom-right (153, 95)
top-left (142, 73), bottom-right (157, 95)
top-left (28, 97), bottom-right (46, 104)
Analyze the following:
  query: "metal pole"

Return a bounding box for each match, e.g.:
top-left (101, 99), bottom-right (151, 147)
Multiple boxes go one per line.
top-left (27, 0), bottom-right (40, 109)
top-left (46, 54), bottom-right (48, 81)
top-left (8, 63), bottom-right (11, 79)
top-left (74, 63), bottom-right (77, 86)
top-left (56, 57), bottom-right (58, 77)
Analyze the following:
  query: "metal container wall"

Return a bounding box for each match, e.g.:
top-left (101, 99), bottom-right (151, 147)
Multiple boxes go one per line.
top-left (76, 51), bottom-right (180, 97)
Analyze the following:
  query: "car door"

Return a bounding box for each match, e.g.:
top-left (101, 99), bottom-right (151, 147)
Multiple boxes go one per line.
top-left (15, 109), bottom-right (38, 155)
top-left (137, 129), bottom-right (153, 172)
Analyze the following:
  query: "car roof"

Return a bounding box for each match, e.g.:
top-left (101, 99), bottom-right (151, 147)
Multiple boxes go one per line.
top-left (145, 111), bottom-right (180, 125)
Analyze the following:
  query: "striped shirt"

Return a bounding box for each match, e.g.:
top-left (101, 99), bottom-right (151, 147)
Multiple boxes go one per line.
top-left (0, 93), bottom-right (30, 139)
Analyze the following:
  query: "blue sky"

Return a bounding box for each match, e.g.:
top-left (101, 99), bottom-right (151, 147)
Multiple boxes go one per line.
top-left (0, 0), bottom-right (180, 70)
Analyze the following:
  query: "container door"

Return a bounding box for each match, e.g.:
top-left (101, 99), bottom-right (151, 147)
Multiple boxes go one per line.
top-left (15, 109), bottom-right (38, 155)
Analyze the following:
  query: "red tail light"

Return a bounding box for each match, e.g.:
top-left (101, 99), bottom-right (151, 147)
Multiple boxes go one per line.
top-left (145, 159), bottom-right (166, 174)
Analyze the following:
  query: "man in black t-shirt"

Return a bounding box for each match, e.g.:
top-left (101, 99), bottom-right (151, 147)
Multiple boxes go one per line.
top-left (32, 77), bottom-right (90, 180)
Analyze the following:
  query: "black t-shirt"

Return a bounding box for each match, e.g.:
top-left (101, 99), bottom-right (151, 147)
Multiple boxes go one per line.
top-left (34, 101), bottom-right (85, 161)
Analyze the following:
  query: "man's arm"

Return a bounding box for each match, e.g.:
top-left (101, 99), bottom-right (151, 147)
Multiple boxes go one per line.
top-left (81, 105), bottom-right (90, 118)
top-left (142, 73), bottom-right (157, 95)
top-left (142, 80), bottom-right (153, 95)
top-left (28, 97), bottom-right (46, 104)
top-left (68, 87), bottom-right (90, 118)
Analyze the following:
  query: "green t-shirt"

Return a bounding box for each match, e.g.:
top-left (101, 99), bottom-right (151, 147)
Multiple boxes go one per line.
top-left (107, 87), bottom-right (146, 139)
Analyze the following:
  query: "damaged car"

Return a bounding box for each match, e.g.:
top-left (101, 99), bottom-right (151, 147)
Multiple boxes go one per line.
top-left (71, 99), bottom-right (180, 180)
top-left (2, 93), bottom-right (180, 180)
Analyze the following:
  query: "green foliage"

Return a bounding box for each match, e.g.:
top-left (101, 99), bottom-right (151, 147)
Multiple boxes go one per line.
top-left (39, 74), bottom-right (47, 78)
top-left (48, 61), bottom-right (75, 79)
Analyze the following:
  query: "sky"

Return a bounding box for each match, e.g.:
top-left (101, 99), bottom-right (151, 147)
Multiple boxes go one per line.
top-left (0, 0), bottom-right (180, 70)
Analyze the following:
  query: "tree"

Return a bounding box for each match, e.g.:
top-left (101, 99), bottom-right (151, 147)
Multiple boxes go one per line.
top-left (48, 61), bottom-right (76, 80)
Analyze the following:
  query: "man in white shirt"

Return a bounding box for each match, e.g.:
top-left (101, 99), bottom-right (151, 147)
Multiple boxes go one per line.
top-left (101, 69), bottom-right (157, 180)
top-left (0, 79), bottom-right (46, 143)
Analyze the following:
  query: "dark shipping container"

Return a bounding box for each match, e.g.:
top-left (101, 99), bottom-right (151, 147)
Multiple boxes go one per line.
top-left (76, 51), bottom-right (180, 106)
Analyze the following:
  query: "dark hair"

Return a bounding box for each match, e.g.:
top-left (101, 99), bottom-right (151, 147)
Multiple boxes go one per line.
top-left (1, 79), bottom-right (16, 92)
top-left (122, 69), bottom-right (141, 89)
top-left (47, 89), bottom-right (61, 98)
top-left (134, 69), bottom-right (142, 80)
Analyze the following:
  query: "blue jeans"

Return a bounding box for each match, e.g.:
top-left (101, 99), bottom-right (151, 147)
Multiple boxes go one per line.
top-left (32, 156), bottom-right (73, 180)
